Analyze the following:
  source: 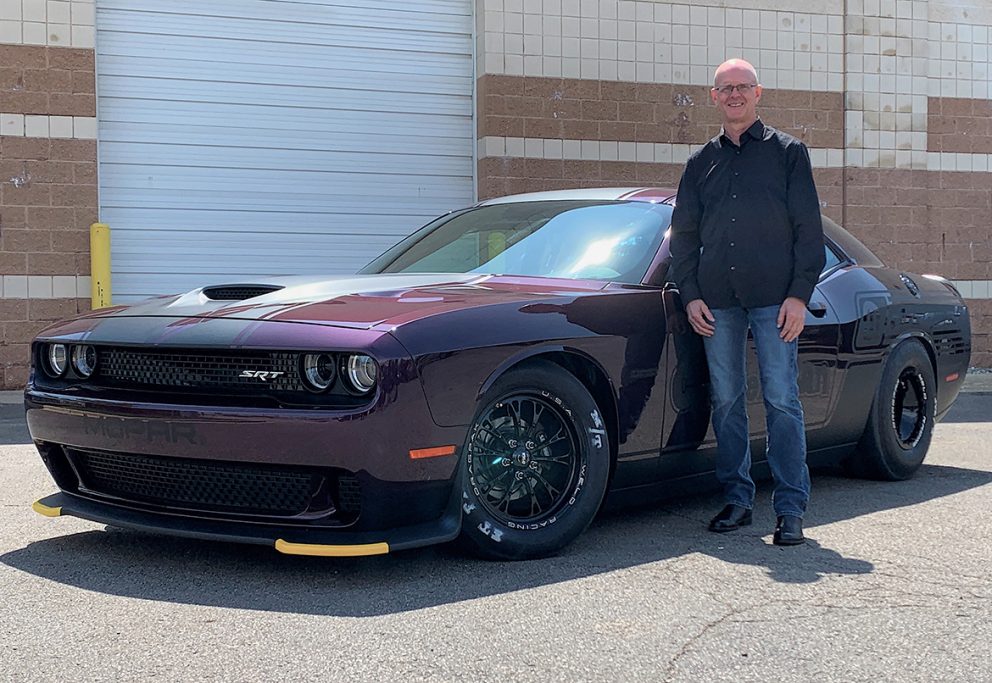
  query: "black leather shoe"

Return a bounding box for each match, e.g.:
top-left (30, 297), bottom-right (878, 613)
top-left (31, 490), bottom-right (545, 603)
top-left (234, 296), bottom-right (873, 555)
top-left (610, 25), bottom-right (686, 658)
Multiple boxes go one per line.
top-left (773, 515), bottom-right (805, 546)
top-left (708, 504), bottom-right (753, 532)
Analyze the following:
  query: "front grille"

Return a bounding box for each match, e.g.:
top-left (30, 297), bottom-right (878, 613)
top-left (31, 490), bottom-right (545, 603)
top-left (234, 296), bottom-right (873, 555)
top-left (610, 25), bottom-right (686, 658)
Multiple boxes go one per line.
top-left (65, 447), bottom-right (360, 520)
top-left (100, 348), bottom-right (304, 392)
top-left (933, 329), bottom-right (968, 357)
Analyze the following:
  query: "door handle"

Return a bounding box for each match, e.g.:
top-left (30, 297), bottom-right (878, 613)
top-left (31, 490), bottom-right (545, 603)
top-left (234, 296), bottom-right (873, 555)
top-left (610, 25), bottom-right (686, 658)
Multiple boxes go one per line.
top-left (806, 300), bottom-right (828, 318)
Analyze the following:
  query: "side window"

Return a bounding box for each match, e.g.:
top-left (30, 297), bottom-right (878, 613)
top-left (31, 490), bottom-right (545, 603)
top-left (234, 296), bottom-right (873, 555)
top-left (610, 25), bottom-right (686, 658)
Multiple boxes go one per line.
top-left (821, 243), bottom-right (842, 276)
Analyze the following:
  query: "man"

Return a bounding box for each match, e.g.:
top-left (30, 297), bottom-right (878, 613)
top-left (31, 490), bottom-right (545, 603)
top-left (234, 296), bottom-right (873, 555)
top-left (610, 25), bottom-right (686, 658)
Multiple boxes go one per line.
top-left (670, 59), bottom-right (825, 546)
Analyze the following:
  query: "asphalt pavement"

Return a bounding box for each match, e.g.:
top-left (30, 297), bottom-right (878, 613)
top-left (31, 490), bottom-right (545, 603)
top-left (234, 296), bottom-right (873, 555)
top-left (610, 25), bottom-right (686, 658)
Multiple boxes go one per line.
top-left (0, 379), bottom-right (990, 681)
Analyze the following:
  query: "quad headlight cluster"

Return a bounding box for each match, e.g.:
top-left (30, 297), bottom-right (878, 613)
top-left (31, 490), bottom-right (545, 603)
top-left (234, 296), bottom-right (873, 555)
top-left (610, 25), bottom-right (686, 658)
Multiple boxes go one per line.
top-left (43, 343), bottom-right (98, 379)
top-left (301, 353), bottom-right (378, 395)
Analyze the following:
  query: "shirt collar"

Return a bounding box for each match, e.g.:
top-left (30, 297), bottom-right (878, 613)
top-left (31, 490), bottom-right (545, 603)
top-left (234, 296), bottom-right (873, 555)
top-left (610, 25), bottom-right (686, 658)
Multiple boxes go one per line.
top-left (719, 119), bottom-right (766, 147)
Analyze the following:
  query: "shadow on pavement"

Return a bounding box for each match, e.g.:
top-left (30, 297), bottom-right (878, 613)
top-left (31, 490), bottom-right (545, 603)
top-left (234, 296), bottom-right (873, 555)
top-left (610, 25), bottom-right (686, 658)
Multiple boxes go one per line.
top-left (938, 393), bottom-right (991, 424)
top-left (0, 404), bottom-right (29, 446)
top-left (4, 463), bottom-right (989, 616)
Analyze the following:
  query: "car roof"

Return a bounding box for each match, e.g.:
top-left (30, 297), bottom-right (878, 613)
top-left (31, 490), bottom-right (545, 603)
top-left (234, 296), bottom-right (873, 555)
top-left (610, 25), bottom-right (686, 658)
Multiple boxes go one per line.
top-left (477, 187), bottom-right (678, 205)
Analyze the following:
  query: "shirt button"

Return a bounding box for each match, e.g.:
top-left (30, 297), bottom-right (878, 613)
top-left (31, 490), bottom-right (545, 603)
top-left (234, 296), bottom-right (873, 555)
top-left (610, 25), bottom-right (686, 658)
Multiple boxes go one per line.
top-left (731, 218), bottom-right (736, 222)
top-left (732, 194), bottom-right (737, 199)
top-left (730, 241), bottom-right (735, 246)
top-left (734, 171), bottom-right (739, 176)
top-left (730, 266), bottom-right (736, 271)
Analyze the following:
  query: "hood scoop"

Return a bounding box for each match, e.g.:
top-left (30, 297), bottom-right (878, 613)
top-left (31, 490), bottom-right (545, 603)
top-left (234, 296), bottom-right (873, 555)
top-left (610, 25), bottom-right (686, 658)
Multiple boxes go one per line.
top-left (202, 284), bottom-right (285, 301)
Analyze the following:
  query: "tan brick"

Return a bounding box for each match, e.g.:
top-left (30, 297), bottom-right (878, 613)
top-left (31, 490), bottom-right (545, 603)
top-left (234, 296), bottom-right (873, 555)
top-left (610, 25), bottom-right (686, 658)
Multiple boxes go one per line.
top-left (2, 320), bottom-right (49, 345)
top-left (563, 159), bottom-right (600, 179)
top-left (27, 207), bottom-right (74, 230)
top-left (523, 158), bottom-right (563, 179)
top-left (71, 70), bottom-right (95, 94)
top-left (0, 342), bottom-right (30, 366)
top-left (73, 162), bottom-right (97, 185)
top-left (2, 229), bottom-right (52, 253)
top-left (50, 139), bottom-right (96, 162)
top-left (481, 116), bottom-right (524, 137)
top-left (2, 183), bottom-right (52, 207)
top-left (0, 300), bottom-right (28, 321)
top-left (0, 137), bottom-right (51, 160)
top-left (46, 48), bottom-right (94, 71)
top-left (3, 91), bottom-right (50, 115)
top-left (581, 99), bottom-right (619, 121)
top-left (619, 101), bottom-right (655, 123)
top-left (48, 92), bottom-right (96, 117)
top-left (0, 44), bottom-right (47, 69)
top-left (22, 68), bottom-right (72, 93)
top-left (27, 298), bottom-right (79, 321)
top-left (562, 79), bottom-right (600, 100)
top-left (599, 121), bottom-right (636, 140)
top-left (3, 364), bottom-right (30, 390)
top-left (27, 252), bottom-right (77, 274)
top-left (560, 119), bottom-right (599, 139)
top-left (50, 184), bottom-right (97, 208)
top-left (522, 117), bottom-right (563, 138)
top-left (601, 81), bottom-right (637, 101)
top-left (0, 207), bottom-right (28, 230)
top-left (73, 208), bottom-right (99, 230)
top-left (0, 251), bottom-right (28, 274)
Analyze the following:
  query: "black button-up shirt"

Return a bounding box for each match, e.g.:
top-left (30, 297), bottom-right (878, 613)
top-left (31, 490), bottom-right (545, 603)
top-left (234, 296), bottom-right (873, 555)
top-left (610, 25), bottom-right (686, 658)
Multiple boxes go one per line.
top-left (670, 120), bottom-right (825, 309)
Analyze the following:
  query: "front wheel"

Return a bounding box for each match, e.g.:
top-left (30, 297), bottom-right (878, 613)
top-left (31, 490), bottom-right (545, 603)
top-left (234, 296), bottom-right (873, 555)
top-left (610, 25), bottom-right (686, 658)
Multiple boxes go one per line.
top-left (846, 339), bottom-right (936, 480)
top-left (458, 362), bottom-right (611, 560)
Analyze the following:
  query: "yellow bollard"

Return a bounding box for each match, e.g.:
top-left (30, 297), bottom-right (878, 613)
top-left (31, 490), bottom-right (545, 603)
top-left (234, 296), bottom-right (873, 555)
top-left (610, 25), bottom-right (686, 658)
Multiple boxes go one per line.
top-left (90, 223), bottom-right (112, 308)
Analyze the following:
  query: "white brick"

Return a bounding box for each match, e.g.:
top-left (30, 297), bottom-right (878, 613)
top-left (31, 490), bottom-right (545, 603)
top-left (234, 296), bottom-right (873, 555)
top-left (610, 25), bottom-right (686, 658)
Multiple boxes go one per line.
top-left (0, 113), bottom-right (25, 136)
top-left (76, 276), bottom-right (92, 299)
top-left (3, 276), bottom-right (28, 299)
top-left (28, 276), bottom-right (53, 299)
top-left (23, 21), bottom-right (47, 44)
top-left (25, 115), bottom-right (50, 137)
top-left (0, 20), bottom-right (22, 43)
top-left (49, 115), bottom-right (73, 138)
top-left (52, 276), bottom-right (77, 299)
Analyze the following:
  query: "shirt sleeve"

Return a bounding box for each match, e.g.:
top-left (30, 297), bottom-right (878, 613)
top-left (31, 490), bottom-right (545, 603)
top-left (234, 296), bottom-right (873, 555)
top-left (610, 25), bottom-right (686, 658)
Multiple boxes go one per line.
top-left (785, 141), bottom-right (826, 303)
top-left (670, 155), bottom-right (704, 306)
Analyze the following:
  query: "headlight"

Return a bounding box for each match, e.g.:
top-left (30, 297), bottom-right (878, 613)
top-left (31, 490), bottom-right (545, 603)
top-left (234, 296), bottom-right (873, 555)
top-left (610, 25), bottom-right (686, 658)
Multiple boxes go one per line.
top-left (343, 354), bottom-right (378, 394)
top-left (71, 344), bottom-right (98, 378)
top-left (301, 353), bottom-right (336, 392)
top-left (46, 344), bottom-right (68, 377)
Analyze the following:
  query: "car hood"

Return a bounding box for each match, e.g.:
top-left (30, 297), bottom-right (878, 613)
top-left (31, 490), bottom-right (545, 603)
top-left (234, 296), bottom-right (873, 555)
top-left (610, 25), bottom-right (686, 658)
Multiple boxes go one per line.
top-left (86, 273), bottom-right (611, 330)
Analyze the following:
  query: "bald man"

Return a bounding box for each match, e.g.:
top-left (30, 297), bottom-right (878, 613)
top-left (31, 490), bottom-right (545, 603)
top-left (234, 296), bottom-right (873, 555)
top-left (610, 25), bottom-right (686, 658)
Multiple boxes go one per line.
top-left (670, 59), bottom-right (825, 545)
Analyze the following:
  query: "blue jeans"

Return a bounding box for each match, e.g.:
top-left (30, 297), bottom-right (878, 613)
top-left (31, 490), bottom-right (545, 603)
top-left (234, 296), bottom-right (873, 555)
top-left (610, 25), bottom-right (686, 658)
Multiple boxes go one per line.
top-left (702, 305), bottom-right (810, 518)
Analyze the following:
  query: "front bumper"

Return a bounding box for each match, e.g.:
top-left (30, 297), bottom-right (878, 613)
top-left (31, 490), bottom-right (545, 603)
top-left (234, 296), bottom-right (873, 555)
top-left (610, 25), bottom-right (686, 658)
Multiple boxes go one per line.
top-left (25, 383), bottom-right (469, 553)
top-left (32, 487), bottom-right (462, 556)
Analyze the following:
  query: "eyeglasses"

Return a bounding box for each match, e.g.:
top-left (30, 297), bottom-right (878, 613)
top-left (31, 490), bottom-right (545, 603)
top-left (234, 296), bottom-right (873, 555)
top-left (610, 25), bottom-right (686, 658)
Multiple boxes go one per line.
top-left (712, 83), bottom-right (758, 96)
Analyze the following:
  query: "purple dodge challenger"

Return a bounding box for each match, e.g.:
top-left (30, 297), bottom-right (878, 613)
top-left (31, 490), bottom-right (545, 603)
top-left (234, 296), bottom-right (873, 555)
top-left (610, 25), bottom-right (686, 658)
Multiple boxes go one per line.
top-left (27, 188), bottom-right (971, 560)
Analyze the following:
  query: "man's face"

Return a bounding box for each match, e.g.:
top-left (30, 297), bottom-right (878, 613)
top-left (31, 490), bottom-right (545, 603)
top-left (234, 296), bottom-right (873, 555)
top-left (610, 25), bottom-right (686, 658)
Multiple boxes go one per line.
top-left (711, 66), bottom-right (762, 127)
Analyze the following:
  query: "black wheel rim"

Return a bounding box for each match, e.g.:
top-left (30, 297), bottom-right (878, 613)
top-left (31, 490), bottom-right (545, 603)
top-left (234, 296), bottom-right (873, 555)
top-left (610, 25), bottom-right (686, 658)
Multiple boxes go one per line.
top-left (467, 394), bottom-right (580, 526)
top-left (891, 368), bottom-right (928, 449)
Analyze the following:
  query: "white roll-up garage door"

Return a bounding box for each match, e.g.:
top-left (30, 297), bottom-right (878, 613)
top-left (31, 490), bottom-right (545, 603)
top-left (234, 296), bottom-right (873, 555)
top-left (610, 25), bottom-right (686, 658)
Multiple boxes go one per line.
top-left (96, 0), bottom-right (475, 301)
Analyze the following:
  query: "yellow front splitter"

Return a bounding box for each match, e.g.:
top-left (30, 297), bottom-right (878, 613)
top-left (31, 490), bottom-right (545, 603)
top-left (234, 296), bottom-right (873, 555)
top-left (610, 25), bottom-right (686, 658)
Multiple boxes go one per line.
top-left (32, 500), bottom-right (62, 517)
top-left (274, 538), bottom-right (389, 557)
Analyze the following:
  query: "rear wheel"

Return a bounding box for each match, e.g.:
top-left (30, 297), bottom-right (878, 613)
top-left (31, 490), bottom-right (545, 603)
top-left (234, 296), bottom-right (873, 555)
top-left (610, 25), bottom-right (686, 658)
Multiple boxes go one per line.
top-left (458, 362), bottom-right (610, 560)
top-left (847, 339), bottom-right (936, 480)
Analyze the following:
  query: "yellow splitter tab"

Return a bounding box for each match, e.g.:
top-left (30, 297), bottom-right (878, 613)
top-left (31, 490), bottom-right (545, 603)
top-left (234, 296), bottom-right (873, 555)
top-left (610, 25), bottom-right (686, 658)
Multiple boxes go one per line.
top-left (32, 500), bottom-right (62, 517)
top-left (274, 539), bottom-right (389, 557)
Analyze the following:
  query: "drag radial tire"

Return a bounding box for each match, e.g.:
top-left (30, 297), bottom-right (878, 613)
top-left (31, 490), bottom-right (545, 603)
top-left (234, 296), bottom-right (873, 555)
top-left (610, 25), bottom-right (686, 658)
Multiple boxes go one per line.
top-left (458, 362), bottom-right (610, 560)
top-left (849, 339), bottom-right (936, 481)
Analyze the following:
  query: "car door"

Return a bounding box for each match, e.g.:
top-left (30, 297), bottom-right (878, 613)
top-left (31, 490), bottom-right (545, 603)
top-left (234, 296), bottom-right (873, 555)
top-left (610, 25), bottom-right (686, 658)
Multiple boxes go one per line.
top-left (655, 242), bottom-right (843, 478)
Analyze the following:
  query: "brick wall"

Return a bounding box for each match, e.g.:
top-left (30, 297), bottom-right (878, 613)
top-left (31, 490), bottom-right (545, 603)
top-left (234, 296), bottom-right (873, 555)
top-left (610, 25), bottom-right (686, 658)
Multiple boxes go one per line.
top-left (1, 39), bottom-right (96, 388)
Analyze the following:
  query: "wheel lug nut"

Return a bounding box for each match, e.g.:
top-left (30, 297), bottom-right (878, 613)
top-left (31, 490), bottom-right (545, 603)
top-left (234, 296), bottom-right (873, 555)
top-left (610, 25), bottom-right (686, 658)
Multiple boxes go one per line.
top-left (515, 471), bottom-right (525, 480)
top-left (508, 439), bottom-right (518, 447)
top-left (501, 458), bottom-right (512, 467)
top-left (526, 441), bottom-right (535, 449)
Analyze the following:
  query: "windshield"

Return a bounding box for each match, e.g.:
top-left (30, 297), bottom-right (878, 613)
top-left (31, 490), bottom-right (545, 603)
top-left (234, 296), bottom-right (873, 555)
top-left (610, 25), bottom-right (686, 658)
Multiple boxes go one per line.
top-left (361, 200), bottom-right (672, 284)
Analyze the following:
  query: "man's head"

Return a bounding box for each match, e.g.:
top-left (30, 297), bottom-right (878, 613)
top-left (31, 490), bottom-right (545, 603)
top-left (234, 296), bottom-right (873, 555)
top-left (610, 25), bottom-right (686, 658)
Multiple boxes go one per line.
top-left (711, 59), bottom-right (762, 129)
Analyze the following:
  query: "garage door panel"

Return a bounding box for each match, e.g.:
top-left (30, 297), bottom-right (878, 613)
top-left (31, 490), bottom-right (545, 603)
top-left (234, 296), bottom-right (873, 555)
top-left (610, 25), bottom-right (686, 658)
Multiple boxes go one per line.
top-left (98, 76), bottom-right (471, 116)
top-left (100, 127), bottom-right (470, 157)
top-left (98, 0), bottom-right (474, 299)
top-left (101, 209), bottom-right (433, 235)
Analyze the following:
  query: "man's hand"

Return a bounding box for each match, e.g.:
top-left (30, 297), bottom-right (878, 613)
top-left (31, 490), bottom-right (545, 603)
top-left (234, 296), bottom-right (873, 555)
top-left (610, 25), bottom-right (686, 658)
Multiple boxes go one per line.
top-left (777, 296), bottom-right (807, 342)
top-left (685, 299), bottom-right (715, 337)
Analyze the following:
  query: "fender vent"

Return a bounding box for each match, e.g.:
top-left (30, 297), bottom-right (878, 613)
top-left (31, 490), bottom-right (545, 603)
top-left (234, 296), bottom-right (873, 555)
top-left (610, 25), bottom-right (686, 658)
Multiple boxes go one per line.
top-left (933, 328), bottom-right (968, 357)
top-left (202, 284), bottom-right (283, 301)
